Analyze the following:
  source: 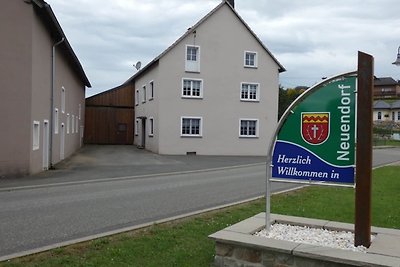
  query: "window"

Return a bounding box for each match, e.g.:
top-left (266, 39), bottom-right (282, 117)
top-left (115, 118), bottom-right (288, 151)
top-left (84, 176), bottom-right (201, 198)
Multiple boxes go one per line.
top-left (182, 79), bottom-right (203, 98)
top-left (142, 85), bottom-right (146, 103)
top-left (149, 81), bottom-right (154, 100)
top-left (78, 104), bottom-right (81, 120)
top-left (61, 87), bottom-right (65, 113)
top-left (76, 116), bottom-right (79, 134)
top-left (54, 108), bottom-right (59, 134)
top-left (72, 115), bottom-right (75, 133)
top-left (239, 119), bottom-right (258, 137)
top-left (181, 117), bottom-right (202, 137)
top-left (135, 89), bottom-right (139, 105)
top-left (398, 111), bottom-right (400, 121)
top-left (185, 45), bottom-right (200, 72)
top-left (67, 113), bottom-right (70, 134)
top-left (377, 111), bottom-right (382, 120)
top-left (241, 83), bottom-right (259, 101)
top-left (244, 51), bottom-right (257, 68)
top-left (149, 117), bottom-right (154, 137)
top-left (135, 119), bottom-right (139, 136)
top-left (33, 121), bottom-right (40, 150)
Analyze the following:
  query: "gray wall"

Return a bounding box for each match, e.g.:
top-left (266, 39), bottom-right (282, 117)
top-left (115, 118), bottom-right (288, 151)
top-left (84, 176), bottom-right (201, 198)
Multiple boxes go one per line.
top-left (0, 0), bottom-right (33, 177)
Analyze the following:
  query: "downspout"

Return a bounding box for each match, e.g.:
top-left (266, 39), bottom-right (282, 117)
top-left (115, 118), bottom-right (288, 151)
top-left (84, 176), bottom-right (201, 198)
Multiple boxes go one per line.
top-left (50, 37), bottom-right (65, 169)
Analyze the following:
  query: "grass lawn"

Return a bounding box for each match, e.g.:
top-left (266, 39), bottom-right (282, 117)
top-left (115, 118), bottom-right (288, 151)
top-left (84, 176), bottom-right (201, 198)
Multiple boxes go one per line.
top-left (1, 166), bottom-right (399, 267)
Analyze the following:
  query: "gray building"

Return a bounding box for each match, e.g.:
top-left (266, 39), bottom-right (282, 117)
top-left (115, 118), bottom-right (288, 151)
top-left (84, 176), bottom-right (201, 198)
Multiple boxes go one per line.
top-left (0, 0), bottom-right (91, 178)
top-left (128, 0), bottom-right (285, 155)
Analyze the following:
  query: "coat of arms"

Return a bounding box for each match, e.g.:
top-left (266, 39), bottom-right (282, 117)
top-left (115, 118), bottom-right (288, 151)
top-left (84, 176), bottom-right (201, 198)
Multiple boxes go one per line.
top-left (301, 112), bottom-right (330, 145)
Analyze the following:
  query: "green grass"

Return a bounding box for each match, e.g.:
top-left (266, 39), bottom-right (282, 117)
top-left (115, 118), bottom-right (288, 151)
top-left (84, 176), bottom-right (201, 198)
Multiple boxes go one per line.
top-left (2, 166), bottom-right (399, 267)
top-left (373, 139), bottom-right (400, 147)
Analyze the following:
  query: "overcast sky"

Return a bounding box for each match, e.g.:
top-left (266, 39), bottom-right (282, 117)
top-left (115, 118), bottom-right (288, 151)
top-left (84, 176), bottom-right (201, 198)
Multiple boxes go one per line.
top-left (46, 0), bottom-right (400, 97)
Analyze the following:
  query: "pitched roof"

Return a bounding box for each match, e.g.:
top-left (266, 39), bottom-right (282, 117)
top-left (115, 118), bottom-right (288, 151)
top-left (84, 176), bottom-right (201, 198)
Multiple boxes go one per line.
top-left (373, 100), bottom-right (392, 109)
top-left (31, 0), bottom-right (91, 87)
top-left (124, 0), bottom-right (285, 85)
top-left (391, 100), bottom-right (400, 109)
top-left (374, 77), bottom-right (398, 86)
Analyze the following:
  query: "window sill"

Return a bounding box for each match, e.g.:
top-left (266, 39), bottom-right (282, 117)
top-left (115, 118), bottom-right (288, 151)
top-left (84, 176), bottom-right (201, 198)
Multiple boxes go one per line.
top-left (181, 96), bottom-right (203, 99)
top-left (185, 70), bottom-right (201, 74)
top-left (239, 136), bottom-right (259, 138)
top-left (240, 99), bottom-right (259, 103)
top-left (181, 135), bottom-right (202, 138)
top-left (244, 65), bottom-right (258, 69)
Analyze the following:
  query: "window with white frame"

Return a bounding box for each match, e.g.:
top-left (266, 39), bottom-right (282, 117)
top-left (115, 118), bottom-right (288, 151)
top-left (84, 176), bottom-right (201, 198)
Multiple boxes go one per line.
top-left (149, 81), bottom-right (154, 100)
top-left (181, 117), bottom-right (202, 137)
top-left (149, 117), bottom-right (154, 137)
top-left (185, 45), bottom-right (200, 72)
top-left (377, 111), bottom-right (382, 120)
top-left (61, 87), bottom-right (65, 113)
top-left (135, 89), bottom-right (139, 105)
top-left (244, 51), bottom-right (257, 68)
top-left (76, 116), bottom-right (78, 134)
top-left (241, 83), bottom-right (259, 101)
top-left (33, 121), bottom-right (40, 150)
top-left (67, 113), bottom-right (70, 134)
top-left (54, 108), bottom-right (59, 134)
top-left (182, 79), bottom-right (203, 98)
top-left (142, 85), bottom-right (146, 103)
top-left (135, 119), bottom-right (139, 136)
top-left (239, 119), bottom-right (258, 137)
top-left (78, 104), bottom-right (81, 120)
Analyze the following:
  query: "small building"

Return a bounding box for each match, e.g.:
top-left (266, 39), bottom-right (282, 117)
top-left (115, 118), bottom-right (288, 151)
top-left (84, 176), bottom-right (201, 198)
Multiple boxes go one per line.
top-left (373, 77), bottom-right (400, 99)
top-left (373, 100), bottom-right (400, 122)
top-left (0, 0), bottom-right (91, 178)
top-left (84, 83), bottom-right (135, 145)
top-left (125, 0), bottom-right (285, 155)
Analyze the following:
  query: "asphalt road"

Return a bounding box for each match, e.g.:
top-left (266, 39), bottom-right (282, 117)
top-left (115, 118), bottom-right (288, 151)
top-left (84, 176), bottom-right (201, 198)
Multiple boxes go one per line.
top-left (0, 147), bottom-right (399, 260)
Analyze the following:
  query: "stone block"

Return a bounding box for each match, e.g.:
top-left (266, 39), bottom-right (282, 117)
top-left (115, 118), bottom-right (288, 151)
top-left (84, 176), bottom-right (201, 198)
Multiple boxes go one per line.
top-left (233, 247), bottom-right (261, 263)
top-left (216, 242), bottom-right (234, 257)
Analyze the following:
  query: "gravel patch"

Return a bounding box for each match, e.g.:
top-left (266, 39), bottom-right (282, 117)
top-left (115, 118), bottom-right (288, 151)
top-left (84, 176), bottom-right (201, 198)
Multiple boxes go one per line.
top-left (255, 223), bottom-right (374, 253)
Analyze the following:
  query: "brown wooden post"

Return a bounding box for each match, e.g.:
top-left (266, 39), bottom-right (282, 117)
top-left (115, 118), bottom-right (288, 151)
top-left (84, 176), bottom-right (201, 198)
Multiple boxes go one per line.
top-left (355, 51), bottom-right (374, 247)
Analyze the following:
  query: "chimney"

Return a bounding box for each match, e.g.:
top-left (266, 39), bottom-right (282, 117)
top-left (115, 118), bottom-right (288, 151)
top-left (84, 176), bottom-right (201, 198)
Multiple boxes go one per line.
top-left (226, 0), bottom-right (234, 8)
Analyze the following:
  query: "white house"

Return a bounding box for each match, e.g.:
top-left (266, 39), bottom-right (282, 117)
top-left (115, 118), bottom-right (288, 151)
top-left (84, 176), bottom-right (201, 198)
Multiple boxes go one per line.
top-left (127, 0), bottom-right (285, 156)
top-left (373, 100), bottom-right (400, 122)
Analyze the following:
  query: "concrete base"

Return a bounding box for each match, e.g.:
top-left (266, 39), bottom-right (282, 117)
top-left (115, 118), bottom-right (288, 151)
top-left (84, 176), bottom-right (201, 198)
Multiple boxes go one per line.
top-left (209, 213), bottom-right (400, 267)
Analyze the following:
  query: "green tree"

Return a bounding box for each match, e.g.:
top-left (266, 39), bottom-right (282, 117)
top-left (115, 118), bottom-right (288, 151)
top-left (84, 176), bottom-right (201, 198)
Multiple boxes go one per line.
top-left (278, 86), bottom-right (306, 120)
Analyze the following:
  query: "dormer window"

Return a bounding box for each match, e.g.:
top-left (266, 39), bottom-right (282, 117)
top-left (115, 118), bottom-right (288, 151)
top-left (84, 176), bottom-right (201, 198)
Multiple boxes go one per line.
top-left (185, 45), bottom-right (200, 72)
top-left (244, 51), bottom-right (257, 68)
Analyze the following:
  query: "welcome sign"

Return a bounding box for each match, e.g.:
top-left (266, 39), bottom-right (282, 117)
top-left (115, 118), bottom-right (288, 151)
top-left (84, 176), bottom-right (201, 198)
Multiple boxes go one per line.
top-left (271, 73), bottom-right (356, 185)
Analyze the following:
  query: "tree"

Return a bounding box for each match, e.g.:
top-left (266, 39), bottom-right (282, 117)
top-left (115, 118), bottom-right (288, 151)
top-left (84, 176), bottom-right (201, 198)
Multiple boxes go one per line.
top-left (278, 86), bottom-right (306, 120)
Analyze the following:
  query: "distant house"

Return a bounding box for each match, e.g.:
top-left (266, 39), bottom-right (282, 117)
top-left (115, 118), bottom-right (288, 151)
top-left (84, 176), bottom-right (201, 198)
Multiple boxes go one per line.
top-left (124, 0), bottom-right (285, 155)
top-left (373, 100), bottom-right (400, 122)
top-left (0, 0), bottom-right (91, 178)
top-left (84, 83), bottom-right (134, 145)
top-left (373, 77), bottom-right (400, 99)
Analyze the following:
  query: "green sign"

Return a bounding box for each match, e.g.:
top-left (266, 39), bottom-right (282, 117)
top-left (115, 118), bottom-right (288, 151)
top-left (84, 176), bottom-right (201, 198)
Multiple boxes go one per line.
top-left (272, 73), bottom-right (356, 185)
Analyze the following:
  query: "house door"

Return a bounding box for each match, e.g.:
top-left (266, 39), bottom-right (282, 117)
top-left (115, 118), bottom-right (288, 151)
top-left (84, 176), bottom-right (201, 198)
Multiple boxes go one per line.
top-left (60, 123), bottom-right (65, 160)
top-left (116, 123), bottom-right (128, 144)
top-left (43, 120), bottom-right (49, 170)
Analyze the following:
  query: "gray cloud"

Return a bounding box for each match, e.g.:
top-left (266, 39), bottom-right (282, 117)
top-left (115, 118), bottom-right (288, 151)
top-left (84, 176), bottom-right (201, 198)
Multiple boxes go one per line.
top-left (47, 0), bottom-right (400, 96)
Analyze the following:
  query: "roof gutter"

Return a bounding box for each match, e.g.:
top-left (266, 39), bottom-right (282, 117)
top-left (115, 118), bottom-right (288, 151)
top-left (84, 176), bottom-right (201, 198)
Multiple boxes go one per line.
top-left (49, 37), bottom-right (65, 169)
